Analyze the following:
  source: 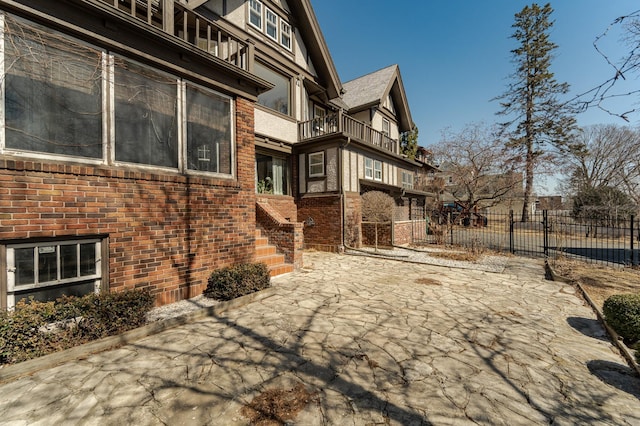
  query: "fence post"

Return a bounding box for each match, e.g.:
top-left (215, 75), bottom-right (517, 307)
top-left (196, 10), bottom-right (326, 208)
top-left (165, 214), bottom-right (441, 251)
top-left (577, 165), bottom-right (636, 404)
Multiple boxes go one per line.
top-left (448, 212), bottom-right (453, 245)
top-left (631, 215), bottom-right (635, 266)
top-left (509, 210), bottom-right (514, 254)
top-left (543, 210), bottom-right (549, 258)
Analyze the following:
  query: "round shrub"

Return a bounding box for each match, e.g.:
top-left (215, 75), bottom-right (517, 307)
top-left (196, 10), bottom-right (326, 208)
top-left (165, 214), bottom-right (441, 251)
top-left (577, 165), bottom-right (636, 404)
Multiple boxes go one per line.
top-left (204, 263), bottom-right (271, 301)
top-left (603, 293), bottom-right (640, 343)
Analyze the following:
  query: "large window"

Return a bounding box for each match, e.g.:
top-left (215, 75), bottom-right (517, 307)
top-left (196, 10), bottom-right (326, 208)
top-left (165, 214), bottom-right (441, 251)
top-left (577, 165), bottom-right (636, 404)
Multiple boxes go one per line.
top-left (254, 62), bottom-right (290, 115)
top-left (6, 239), bottom-right (102, 309)
top-left (0, 15), bottom-right (236, 179)
top-left (256, 153), bottom-right (289, 195)
top-left (3, 16), bottom-right (103, 159)
top-left (114, 57), bottom-right (178, 168)
top-left (249, 0), bottom-right (262, 29)
top-left (186, 84), bottom-right (233, 175)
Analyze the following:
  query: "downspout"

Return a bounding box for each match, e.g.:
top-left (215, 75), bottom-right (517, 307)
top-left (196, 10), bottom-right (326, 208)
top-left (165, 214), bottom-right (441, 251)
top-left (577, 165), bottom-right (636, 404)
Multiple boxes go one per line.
top-left (340, 136), bottom-right (352, 252)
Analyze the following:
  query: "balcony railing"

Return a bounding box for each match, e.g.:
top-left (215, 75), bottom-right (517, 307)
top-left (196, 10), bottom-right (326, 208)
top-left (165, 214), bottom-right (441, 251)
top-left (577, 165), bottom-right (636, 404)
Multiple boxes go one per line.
top-left (98, 0), bottom-right (252, 71)
top-left (298, 111), bottom-right (398, 155)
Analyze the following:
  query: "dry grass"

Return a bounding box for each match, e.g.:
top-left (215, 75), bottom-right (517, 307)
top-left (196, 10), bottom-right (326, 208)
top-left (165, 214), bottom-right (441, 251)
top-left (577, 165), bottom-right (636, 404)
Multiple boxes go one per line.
top-left (241, 383), bottom-right (316, 425)
top-left (552, 259), bottom-right (640, 309)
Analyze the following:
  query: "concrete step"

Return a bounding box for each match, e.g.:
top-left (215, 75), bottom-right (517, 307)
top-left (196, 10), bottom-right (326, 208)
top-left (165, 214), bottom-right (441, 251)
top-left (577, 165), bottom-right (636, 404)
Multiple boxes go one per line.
top-left (255, 227), bottom-right (294, 278)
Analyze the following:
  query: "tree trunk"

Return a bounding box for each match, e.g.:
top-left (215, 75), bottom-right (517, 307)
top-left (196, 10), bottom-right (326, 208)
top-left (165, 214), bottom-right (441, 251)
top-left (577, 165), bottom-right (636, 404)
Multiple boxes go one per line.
top-left (374, 223), bottom-right (379, 252)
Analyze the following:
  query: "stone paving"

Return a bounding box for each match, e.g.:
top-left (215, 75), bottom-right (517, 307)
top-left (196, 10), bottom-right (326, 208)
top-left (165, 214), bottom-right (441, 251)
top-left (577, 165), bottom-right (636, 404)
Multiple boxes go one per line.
top-left (1, 252), bottom-right (639, 425)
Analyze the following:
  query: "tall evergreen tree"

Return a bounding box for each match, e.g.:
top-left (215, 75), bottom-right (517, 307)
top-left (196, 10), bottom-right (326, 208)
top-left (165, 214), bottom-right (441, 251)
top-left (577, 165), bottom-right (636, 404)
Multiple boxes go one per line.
top-left (400, 125), bottom-right (419, 160)
top-left (495, 3), bottom-right (576, 222)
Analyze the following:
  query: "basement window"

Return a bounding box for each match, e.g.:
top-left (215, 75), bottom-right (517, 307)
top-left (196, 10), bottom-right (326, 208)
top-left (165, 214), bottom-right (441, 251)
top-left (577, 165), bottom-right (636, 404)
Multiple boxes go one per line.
top-left (5, 239), bottom-right (103, 310)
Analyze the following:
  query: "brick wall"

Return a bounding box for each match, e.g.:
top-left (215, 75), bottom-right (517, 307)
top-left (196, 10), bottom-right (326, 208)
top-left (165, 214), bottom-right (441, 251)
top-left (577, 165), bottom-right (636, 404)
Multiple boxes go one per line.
top-left (256, 201), bottom-right (303, 268)
top-left (256, 195), bottom-right (298, 222)
top-left (362, 222), bottom-right (392, 247)
top-left (344, 192), bottom-right (362, 248)
top-left (297, 195), bottom-right (343, 252)
top-left (393, 221), bottom-right (413, 245)
top-left (0, 97), bottom-right (257, 306)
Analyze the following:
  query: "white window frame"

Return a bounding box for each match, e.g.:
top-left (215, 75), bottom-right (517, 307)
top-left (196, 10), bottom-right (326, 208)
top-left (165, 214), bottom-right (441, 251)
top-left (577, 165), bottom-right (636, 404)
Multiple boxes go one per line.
top-left (308, 151), bottom-right (324, 177)
top-left (364, 157), bottom-right (373, 180)
top-left (382, 118), bottom-right (390, 136)
top-left (6, 239), bottom-right (102, 310)
top-left (280, 20), bottom-right (292, 51)
top-left (265, 7), bottom-right (278, 41)
top-left (249, 0), bottom-right (263, 30)
top-left (402, 171), bottom-right (414, 190)
top-left (374, 160), bottom-right (383, 181)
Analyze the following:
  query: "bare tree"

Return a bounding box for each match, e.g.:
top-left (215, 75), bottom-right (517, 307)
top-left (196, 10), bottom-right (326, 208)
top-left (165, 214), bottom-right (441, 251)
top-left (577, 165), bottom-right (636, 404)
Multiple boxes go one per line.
top-left (561, 124), bottom-right (640, 208)
top-left (361, 191), bottom-right (395, 252)
top-left (576, 10), bottom-right (640, 121)
top-left (430, 123), bottom-right (522, 213)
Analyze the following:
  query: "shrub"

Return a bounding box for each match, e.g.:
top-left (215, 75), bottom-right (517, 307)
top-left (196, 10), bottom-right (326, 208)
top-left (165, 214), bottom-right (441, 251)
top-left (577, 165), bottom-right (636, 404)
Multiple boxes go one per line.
top-left (204, 263), bottom-right (271, 301)
top-left (0, 289), bottom-right (154, 365)
top-left (603, 293), bottom-right (640, 344)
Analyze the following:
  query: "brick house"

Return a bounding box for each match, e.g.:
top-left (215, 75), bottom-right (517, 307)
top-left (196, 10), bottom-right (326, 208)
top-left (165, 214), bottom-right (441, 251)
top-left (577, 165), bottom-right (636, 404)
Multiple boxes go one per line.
top-left (0, 0), bottom-right (424, 308)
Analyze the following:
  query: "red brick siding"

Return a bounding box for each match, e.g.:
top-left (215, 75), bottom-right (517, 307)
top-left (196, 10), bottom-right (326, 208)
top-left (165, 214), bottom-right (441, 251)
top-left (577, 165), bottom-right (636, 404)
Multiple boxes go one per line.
top-left (297, 195), bottom-right (343, 252)
top-left (256, 201), bottom-right (303, 268)
top-left (393, 221), bottom-right (413, 245)
top-left (0, 97), bottom-right (257, 307)
top-left (344, 192), bottom-right (362, 248)
top-left (362, 222), bottom-right (392, 247)
top-left (256, 195), bottom-right (298, 222)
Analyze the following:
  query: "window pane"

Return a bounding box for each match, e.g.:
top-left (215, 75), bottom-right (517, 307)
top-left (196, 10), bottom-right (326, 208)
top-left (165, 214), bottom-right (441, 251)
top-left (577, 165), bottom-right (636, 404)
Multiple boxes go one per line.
top-left (14, 248), bottom-right (35, 286)
top-left (254, 63), bottom-right (290, 115)
top-left (38, 246), bottom-right (58, 283)
top-left (114, 58), bottom-right (178, 168)
top-left (4, 17), bottom-right (103, 158)
top-left (249, 0), bottom-right (262, 28)
top-left (60, 244), bottom-right (78, 279)
top-left (15, 281), bottom-right (95, 305)
top-left (256, 154), bottom-right (288, 195)
top-left (186, 85), bottom-right (232, 174)
top-left (80, 243), bottom-right (97, 276)
top-left (281, 21), bottom-right (291, 50)
top-left (266, 9), bottom-right (277, 39)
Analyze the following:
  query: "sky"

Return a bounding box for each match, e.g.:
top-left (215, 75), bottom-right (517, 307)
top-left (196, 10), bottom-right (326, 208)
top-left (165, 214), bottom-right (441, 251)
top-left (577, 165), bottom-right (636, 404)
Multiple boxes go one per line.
top-left (312, 1), bottom-right (640, 194)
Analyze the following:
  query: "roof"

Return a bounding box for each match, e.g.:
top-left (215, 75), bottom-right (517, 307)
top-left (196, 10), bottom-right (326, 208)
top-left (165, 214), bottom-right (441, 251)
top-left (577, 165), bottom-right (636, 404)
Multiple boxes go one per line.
top-left (342, 65), bottom-right (398, 109)
top-left (341, 64), bottom-right (413, 132)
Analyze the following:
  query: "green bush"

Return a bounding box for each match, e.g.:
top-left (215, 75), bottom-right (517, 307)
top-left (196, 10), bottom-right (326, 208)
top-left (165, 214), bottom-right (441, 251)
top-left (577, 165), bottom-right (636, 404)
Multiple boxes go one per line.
top-left (603, 293), bottom-right (640, 344)
top-left (204, 263), bottom-right (271, 301)
top-left (0, 289), bottom-right (154, 365)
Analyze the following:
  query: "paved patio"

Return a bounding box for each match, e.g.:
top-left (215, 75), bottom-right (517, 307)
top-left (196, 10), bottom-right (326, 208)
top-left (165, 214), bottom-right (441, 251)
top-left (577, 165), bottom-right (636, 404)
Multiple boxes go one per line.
top-left (0, 252), bottom-right (638, 425)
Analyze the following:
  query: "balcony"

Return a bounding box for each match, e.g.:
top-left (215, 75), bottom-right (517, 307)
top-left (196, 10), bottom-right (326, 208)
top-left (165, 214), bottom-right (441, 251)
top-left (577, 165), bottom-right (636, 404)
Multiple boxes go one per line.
top-left (97, 0), bottom-right (252, 71)
top-left (298, 111), bottom-right (398, 155)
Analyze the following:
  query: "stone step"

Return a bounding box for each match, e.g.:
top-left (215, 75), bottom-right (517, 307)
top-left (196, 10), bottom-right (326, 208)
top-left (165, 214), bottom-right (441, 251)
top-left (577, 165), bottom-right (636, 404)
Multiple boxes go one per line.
top-left (255, 227), bottom-right (293, 278)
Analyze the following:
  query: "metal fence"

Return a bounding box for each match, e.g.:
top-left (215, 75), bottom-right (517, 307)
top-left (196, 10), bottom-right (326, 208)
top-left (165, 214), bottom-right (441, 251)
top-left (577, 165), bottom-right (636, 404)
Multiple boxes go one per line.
top-left (417, 210), bottom-right (639, 268)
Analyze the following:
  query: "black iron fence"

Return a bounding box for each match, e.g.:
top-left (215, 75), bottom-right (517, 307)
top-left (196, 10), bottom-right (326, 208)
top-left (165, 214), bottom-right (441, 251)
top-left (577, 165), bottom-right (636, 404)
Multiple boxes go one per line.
top-left (418, 210), bottom-right (639, 267)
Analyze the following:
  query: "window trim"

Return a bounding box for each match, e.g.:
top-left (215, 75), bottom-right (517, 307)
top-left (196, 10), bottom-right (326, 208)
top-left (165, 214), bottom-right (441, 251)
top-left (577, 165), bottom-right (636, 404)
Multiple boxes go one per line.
top-left (374, 159), bottom-right (383, 181)
top-left (402, 171), bottom-right (414, 190)
top-left (265, 7), bottom-right (278, 42)
top-left (308, 151), bottom-right (324, 178)
top-left (382, 118), bottom-right (390, 136)
top-left (280, 20), bottom-right (292, 51)
top-left (364, 157), bottom-right (373, 180)
top-left (5, 238), bottom-right (103, 310)
top-left (248, 0), bottom-right (263, 31)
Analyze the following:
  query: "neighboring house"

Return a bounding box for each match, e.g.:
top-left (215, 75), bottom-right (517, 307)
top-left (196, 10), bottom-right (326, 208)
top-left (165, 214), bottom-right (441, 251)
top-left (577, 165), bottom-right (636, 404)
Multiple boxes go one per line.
top-left (0, 0), bottom-right (424, 308)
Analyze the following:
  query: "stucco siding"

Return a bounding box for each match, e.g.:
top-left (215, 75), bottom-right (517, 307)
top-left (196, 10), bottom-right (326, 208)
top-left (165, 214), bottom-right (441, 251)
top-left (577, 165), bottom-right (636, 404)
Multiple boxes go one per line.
top-left (255, 108), bottom-right (298, 142)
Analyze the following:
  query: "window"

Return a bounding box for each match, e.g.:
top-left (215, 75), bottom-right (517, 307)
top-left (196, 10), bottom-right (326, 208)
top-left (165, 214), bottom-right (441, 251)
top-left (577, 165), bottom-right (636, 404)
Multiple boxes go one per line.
top-left (364, 158), bottom-right (373, 180)
top-left (3, 15), bottom-right (103, 159)
top-left (6, 239), bottom-right (102, 309)
top-left (402, 171), bottom-right (414, 190)
top-left (185, 84), bottom-right (233, 175)
top-left (1, 15), bottom-right (237, 179)
top-left (256, 153), bottom-right (289, 195)
top-left (114, 57), bottom-right (178, 168)
top-left (382, 118), bottom-right (390, 137)
top-left (249, 0), bottom-right (262, 30)
top-left (280, 21), bottom-right (292, 50)
top-left (266, 8), bottom-right (278, 41)
top-left (374, 160), bottom-right (383, 181)
top-left (254, 62), bottom-right (290, 115)
top-left (308, 152), bottom-right (324, 177)
top-left (364, 158), bottom-right (382, 181)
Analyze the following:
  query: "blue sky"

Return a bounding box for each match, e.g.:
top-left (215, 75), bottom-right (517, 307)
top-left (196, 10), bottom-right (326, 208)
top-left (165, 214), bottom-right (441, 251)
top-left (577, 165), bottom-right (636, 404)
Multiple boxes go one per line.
top-left (312, 1), bottom-right (640, 150)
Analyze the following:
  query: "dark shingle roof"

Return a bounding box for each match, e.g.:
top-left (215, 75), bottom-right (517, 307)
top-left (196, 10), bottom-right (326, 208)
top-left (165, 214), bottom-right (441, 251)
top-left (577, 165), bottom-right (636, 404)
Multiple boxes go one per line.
top-left (341, 65), bottom-right (398, 109)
